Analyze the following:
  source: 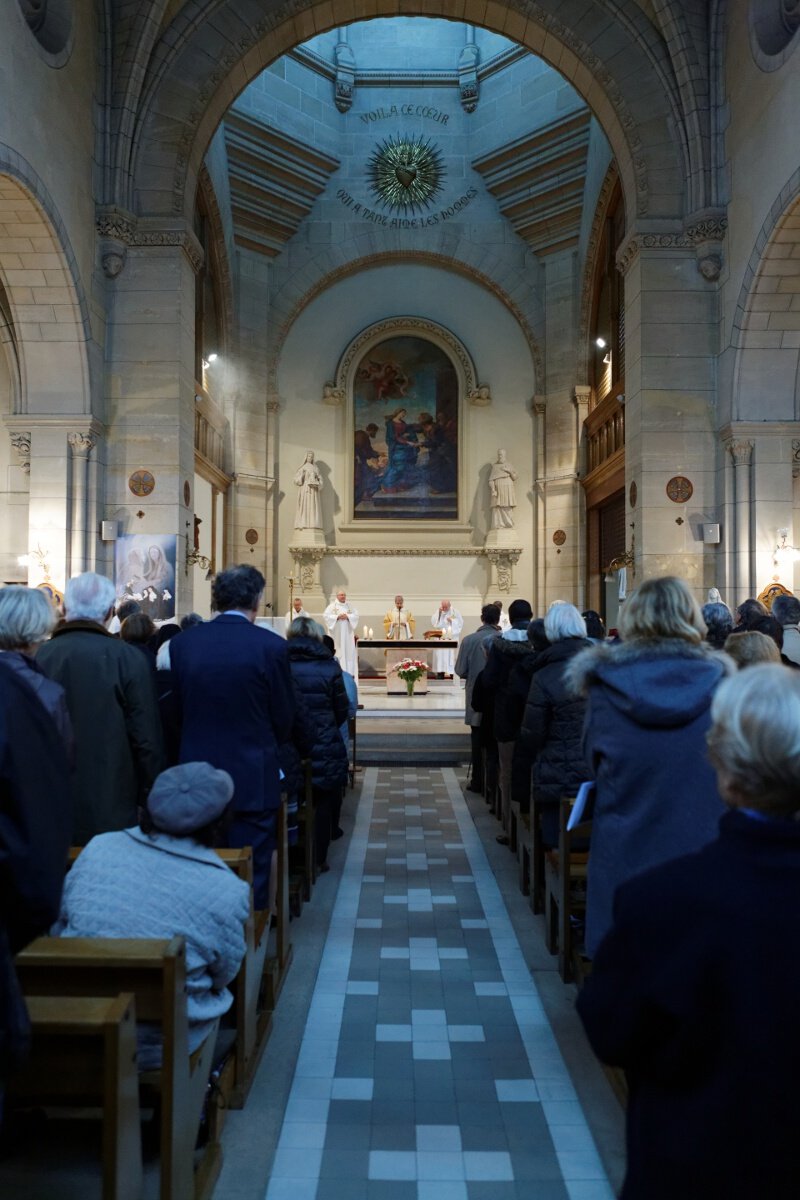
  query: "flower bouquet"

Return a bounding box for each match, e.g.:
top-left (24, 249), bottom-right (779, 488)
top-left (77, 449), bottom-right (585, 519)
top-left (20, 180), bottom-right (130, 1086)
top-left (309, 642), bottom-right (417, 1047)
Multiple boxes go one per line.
top-left (395, 657), bottom-right (429, 697)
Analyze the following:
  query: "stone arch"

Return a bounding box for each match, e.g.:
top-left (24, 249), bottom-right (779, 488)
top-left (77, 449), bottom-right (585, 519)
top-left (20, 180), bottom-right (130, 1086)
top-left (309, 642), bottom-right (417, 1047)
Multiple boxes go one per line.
top-left (730, 166), bottom-right (800, 422)
top-left (266, 239), bottom-right (544, 400)
top-left (0, 143), bottom-right (92, 415)
top-left (126, 0), bottom-right (693, 232)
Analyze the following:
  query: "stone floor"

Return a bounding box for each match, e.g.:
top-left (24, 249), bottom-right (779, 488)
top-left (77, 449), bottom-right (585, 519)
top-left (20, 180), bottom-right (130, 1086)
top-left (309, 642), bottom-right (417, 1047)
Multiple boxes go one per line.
top-left (262, 766), bottom-right (619, 1200)
top-left (0, 766), bottom-right (625, 1199)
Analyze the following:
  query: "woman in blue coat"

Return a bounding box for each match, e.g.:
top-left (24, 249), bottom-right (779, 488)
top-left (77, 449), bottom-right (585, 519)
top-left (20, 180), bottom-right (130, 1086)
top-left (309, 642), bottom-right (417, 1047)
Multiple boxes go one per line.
top-left (567, 576), bottom-right (734, 957)
top-left (577, 665), bottom-right (800, 1198)
top-left (286, 618), bottom-right (349, 871)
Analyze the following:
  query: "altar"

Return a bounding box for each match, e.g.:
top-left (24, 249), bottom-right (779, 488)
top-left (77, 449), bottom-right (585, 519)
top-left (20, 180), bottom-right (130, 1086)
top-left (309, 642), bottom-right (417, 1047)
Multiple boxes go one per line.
top-left (357, 638), bottom-right (459, 694)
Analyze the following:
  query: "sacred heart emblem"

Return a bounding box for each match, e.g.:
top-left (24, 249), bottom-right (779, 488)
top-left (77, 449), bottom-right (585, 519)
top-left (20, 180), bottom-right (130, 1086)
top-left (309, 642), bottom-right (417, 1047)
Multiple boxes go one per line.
top-left (396, 163), bottom-right (417, 188)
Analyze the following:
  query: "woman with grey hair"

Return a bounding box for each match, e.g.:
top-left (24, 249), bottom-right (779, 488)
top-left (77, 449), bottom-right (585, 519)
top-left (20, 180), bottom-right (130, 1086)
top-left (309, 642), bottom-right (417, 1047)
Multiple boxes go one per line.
top-left (517, 602), bottom-right (591, 846)
top-left (577, 664), bottom-right (800, 1198)
top-left (567, 576), bottom-right (735, 956)
top-left (0, 585), bottom-right (73, 753)
top-left (701, 599), bottom-right (733, 650)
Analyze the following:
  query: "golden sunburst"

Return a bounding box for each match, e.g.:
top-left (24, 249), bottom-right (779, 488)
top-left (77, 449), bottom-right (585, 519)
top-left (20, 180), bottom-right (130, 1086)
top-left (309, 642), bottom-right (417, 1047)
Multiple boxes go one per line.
top-left (367, 135), bottom-right (445, 214)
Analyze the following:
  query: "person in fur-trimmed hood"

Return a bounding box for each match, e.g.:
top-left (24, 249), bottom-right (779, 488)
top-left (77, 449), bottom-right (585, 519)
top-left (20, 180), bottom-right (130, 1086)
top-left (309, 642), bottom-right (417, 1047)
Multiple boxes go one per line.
top-left (566, 576), bottom-right (735, 958)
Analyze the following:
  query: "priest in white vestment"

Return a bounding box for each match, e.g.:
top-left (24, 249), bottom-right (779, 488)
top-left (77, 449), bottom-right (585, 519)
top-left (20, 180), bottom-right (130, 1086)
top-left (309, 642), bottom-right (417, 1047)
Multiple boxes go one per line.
top-left (430, 599), bottom-right (463, 676)
top-left (284, 597), bottom-right (309, 627)
top-left (323, 590), bottom-right (359, 678)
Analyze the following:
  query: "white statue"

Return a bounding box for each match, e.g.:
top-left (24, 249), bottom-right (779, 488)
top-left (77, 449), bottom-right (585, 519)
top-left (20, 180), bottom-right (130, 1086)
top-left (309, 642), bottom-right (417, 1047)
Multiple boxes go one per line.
top-left (293, 450), bottom-right (322, 530)
top-left (489, 449), bottom-right (517, 529)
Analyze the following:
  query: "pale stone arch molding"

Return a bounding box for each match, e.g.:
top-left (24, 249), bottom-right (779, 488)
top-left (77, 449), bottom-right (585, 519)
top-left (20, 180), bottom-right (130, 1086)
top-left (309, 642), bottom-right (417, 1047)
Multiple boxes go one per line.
top-left (267, 244), bottom-right (544, 401)
top-left (730, 166), bottom-right (800, 421)
top-left (330, 315), bottom-right (480, 528)
top-left (0, 143), bottom-right (93, 416)
top-left (123, 0), bottom-right (695, 232)
top-left (196, 163), bottom-right (234, 359)
top-left (578, 161), bottom-right (621, 384)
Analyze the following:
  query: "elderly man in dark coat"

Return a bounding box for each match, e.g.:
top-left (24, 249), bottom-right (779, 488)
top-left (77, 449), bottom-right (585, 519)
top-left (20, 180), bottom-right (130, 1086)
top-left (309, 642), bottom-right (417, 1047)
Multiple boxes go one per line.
top-left (169, 565), bottom-right (294, 910)
top-left (455, 604), bottom-right (501, 793)
top-left (37, 572), bottom-right (163, 844)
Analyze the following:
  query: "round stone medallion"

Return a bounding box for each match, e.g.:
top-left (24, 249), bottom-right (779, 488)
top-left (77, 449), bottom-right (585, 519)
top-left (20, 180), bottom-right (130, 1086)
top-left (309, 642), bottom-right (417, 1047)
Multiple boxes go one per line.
top-left (629, 481), bottom-right (638, 508)
top-left (128, 470), bottom-right (155, 498)
top-left (245, 528), bottom-right (259, 545)
top-left (552, 529), bottom-right (567, 546)
top-left (666, 475), bottom-right (693, 504)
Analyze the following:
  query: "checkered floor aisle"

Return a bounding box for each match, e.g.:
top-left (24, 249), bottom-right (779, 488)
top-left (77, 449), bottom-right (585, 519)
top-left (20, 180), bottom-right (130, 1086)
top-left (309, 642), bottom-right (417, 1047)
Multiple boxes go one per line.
top-left (265, 767), bottom-right (614, 1200)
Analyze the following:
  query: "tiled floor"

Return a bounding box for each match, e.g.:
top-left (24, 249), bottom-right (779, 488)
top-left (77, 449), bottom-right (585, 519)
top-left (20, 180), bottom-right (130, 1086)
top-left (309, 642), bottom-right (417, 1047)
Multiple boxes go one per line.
top-left (266, 767), bottom-right (614, 1200)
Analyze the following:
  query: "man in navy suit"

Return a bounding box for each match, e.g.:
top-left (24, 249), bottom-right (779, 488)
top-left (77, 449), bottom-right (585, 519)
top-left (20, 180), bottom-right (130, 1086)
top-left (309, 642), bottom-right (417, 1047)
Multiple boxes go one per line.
top-left (169, 565), bottom-right (294, 909)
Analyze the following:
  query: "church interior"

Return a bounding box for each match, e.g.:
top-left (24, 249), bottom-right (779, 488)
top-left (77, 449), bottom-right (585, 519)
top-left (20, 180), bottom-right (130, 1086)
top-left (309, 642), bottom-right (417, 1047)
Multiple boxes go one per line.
top-left (1, 0), bottom-right (799, 1196)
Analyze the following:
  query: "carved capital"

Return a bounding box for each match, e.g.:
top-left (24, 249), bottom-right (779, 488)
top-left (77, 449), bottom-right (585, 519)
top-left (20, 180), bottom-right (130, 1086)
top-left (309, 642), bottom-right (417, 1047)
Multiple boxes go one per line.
top-left (726, 438), bottom-right (754, 467)
top-left (95, 207), bottom-right (204, 275)
top-left (322, 383), bottom-right (345, 406)
top-left (485, 547), bottom-right (522, 594)
top-left (573, 385), bottom-right (591, 410)
top-left (792, 439), bottom-right (800, 478)
top-left (68, 431), bottom-right (97, 458)
top-left (10, 431), bottom-right (31, 473)
top-left (467, 384), bottom-right (491, 406)
top-left (290, 545), bottom-right (326, 593)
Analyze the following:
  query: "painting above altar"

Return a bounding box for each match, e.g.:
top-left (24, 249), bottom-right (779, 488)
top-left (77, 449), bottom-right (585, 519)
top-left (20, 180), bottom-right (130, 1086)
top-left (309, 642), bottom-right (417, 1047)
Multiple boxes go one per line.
top-left (353, 335), bottom-right (458, 520)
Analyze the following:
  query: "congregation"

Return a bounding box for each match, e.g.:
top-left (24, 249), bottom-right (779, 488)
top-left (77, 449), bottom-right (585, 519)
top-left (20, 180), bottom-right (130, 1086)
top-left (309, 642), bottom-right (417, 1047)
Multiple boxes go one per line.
top-left (2, 570), bottom-right (800, 1197)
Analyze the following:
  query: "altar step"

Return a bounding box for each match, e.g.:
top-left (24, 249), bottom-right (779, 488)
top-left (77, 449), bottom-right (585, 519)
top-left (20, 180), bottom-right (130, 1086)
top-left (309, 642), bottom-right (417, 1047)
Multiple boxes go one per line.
top-left (354, 714), bottom-right (470, 766)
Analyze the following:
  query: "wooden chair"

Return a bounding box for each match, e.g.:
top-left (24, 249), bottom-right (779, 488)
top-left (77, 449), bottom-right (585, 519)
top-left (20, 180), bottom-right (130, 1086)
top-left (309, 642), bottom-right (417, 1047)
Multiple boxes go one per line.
top-left (543, 797), bottom-right (592, 983)
top-left (8, 992), bottom-right (143, 1200)
top-left (16, 936), bottom-right (220, 1200)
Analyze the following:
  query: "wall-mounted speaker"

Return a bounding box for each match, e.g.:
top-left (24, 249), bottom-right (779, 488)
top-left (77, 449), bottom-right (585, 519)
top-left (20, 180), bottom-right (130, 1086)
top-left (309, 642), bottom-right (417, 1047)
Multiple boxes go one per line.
top-left (100, 520), bottom-right (119, 542)
top-left (703, 523), bottom-right (721, 544)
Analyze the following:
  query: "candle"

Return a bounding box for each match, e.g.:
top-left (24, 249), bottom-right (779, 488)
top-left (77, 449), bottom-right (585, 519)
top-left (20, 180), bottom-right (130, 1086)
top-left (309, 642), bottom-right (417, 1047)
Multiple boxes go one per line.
top-left (363, 625), bottom-right (369, 639)
top-left (368, 626), bottom-right (374, 639)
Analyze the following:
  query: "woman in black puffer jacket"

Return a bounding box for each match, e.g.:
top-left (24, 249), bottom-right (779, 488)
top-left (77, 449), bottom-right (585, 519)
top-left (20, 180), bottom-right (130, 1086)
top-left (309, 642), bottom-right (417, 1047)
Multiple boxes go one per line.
top-left (517, 602), bottom-right (591, 847)
top-left (286, 617), bottom-right (349, 871)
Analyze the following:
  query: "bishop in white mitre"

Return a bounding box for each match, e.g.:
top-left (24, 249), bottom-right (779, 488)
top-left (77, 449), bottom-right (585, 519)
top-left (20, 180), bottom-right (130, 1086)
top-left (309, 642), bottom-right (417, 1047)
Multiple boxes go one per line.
top-left (323, 589), bottom-right (359, 678)
top-left (430, 599), bottom-right (464, 676)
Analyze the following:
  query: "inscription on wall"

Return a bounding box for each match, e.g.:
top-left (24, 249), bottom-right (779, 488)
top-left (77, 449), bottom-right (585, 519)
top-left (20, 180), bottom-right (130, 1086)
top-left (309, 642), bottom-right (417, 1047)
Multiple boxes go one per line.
top-left (337, 185), bottom-right (478, 228)
top-left (359, 105), bottom-right (450, 126)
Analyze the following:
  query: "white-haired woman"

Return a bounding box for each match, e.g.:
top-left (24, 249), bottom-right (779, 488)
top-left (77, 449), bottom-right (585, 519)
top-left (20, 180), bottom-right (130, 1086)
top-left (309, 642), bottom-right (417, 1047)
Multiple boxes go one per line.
top-left (37, 572), bottom-right (164, 844)
top-left (577, 664), bottom-right (800, 1198)
top-left (0, 585), bottom-right (73, 754)
top-left (517, 602), bottom-right (591, 846)
top-left (567, 576), bottom-right (734, 957)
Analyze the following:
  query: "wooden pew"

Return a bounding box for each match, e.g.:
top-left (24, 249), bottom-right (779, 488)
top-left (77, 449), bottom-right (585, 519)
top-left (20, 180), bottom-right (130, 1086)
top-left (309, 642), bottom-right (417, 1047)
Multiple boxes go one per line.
top-left (543, 797), bottom-right (592, 984)
top-left (15, 936), bottom-right (220, 1200)
top-left (213, 847), bottom-right (270, 1111)
top-left (298, 758), bottom-right (316, 900)
top-left (7, 992), bottom-right (143, 1200)
top-left (529, 790), bottom-right (547, 915)
top-left (262, 799), bottom-right (293, 1012)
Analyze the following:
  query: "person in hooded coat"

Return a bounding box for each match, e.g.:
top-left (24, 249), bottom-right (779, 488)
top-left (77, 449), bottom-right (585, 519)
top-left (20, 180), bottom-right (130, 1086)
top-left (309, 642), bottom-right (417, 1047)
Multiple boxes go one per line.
top-left (286, 617), bottom-right (349, 871)
top-left (566, 576), bottom-right (734, 958)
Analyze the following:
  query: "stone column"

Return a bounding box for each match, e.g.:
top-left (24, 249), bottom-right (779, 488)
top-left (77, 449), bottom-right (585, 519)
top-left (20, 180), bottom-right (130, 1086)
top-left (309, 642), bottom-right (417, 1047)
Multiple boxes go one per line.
top-left (727, 438), bottom-right (754, 603)
top-left (68, 431), bottom-right (97, 576)
top-left (617, 232), bottom-right (719, 596)
top-left (104, 230), bottom-right (200, 611)
top-left (573, 385), bottom-right (591, 611)
top-left (533, 399), bottom-right (546, 611)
